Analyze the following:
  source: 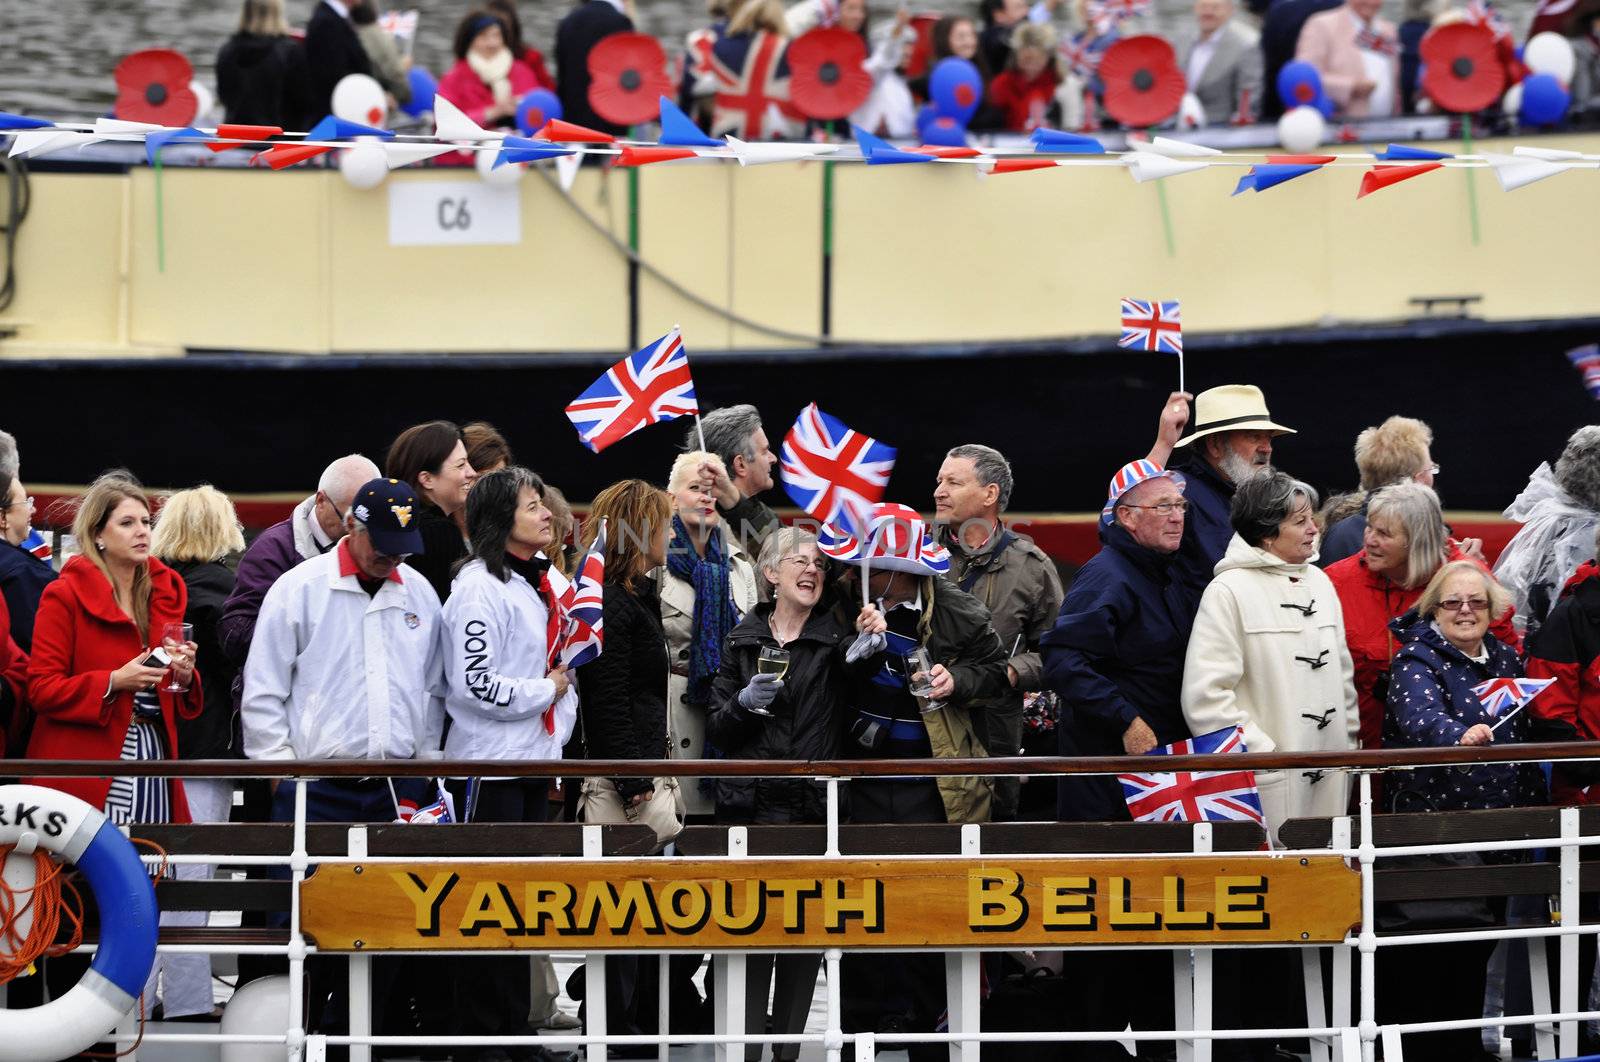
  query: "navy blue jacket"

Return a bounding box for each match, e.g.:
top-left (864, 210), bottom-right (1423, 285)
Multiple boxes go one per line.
top-left (0, 540), bottom-right (56, 653)
top-left (1043, 522), bottom-right (1199, 819)
top-left (1319, 503), bottom-right (1368, 568)
top-left (1170, 452), bottom-right (1235, 598)
top-left (1384, 613), bottom-right (1546, 812)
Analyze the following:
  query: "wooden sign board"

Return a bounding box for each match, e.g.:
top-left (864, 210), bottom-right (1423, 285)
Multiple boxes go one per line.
top-left (301, 855), bottom-right (1360, 951)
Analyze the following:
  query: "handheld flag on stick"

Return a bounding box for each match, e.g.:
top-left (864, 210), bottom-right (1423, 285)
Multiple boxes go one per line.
top-left (1475, 676), bottom-right (1556, 732)
top-left (1118, 297), bottom-right (1184, 392)
top-left (1567, 344), bottom-right (1600, 400)
top-left (558, 521), bottom-right (607, 670)
top-left (564, 327), bottom-right (698, 453)
top-left (1118, 726), bottom-right (1265, 827)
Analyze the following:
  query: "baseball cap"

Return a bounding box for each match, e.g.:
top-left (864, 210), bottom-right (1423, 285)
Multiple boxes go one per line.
top-left (350, 478), bottom-right (425, 557)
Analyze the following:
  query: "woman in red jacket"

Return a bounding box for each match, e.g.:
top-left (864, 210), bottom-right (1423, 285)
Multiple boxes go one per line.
top-left (436, 10), bottom-right (542, 130)
top-left (986, 21), bottom-right (1064, 132)
top-left (26, 472), bottom-right (200, 823)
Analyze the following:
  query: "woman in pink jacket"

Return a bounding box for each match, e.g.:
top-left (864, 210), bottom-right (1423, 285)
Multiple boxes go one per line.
top-left (436, 10), bottom-right (540, 130)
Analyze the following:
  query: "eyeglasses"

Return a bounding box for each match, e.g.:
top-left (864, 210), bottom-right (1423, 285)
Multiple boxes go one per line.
top-left (1119, 500), bottom-right (1189, 515)
top-left (780, 556), bottom-right (830, 573)
top-left (1420, 464), bottom-right (1441, 477)
top-left (1437, 597), bottom-right (1489, 613)
top-left (0, 496), bottom-right (32, 513)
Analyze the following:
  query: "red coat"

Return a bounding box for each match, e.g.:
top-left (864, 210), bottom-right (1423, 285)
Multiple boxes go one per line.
top-left (518, 46), bottom-right (556, 92)
top-left (986, 67), bottom-right (1061, 132)
top-left (25, 555), bottom-right (200, 820)
top-left (0, 593), bottom-right (27, 756)
top-left (436, 56), bottom-right (543, 127)
top-left (1527, 561), bottom-right (1600, 804)
top-left (1326, 545), bottom-right (1517, 750)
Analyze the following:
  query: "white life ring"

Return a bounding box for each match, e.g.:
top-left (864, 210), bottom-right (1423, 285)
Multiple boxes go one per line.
top-left (0, 784), bottom-right (157, 1062)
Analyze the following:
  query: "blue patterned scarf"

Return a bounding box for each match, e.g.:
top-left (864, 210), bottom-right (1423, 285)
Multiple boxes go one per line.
top-left (667, 515), bottom-right (736, 705)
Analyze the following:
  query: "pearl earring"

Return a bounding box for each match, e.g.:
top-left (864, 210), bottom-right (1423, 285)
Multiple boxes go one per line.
top-left (95, 541), bottom-right (105, 550)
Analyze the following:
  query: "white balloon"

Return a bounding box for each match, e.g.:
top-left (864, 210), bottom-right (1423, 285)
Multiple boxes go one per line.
top-left (475, 145), bottom-right (524, 185)
top-left (1178, 92), bottom-right (1206, 131)
top-left (332, 73), bottom-right (387, 127)
top-left (339, 142), bottom-right (388, 190)
top-left (1524, 32), bottom-right (1576, 84)
top-left (1276, 105), bottom-right (1326, 153)
top-left (1503, 81), bottom-right (1523, 118)
top-left (188, 80), bottom-right (215, 125)
top-left (219, 976), bottom-right (292, 1062)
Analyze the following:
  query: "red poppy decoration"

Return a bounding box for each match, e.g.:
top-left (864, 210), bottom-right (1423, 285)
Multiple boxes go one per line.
top-left (114, 49), bottom-right (199, 126)
top-left (587, 33), bottom-right (671, 126)
top-left (1098, 36), bottom-right (1185, 128)
top-left (1419, 23), bottom-right (1506, 113)
top-left (788, 29), bottom-right (873, 120)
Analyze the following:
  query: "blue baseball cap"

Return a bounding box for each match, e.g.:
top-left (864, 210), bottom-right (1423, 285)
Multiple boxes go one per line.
top-left (350, 478), bottom-right (425, 557)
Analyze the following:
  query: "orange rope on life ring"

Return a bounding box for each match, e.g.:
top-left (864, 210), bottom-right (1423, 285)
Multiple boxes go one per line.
top-left (0, 844), bottom-right (85, 986)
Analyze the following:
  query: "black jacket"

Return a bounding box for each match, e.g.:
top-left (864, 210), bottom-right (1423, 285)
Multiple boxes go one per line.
top-left (171, 558), bottom-right (241, 760)
top-left (555, 0), bottom-right (634, 135)
top-left (0, 540), bottom-right (56, 654)
top-left (577, 576), bottom-right (668, 800)
top-left (409, 502), bottom-right (468, 605)
top-left (216, 32), bottom-right (315, 129)
top-left (303, 1), bottom-right (372, 122)
top-left (706, 603), bottom-right (853, 823)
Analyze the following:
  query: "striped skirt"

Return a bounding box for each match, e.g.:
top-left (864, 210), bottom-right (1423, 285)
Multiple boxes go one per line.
top-left (104, 714), bottom-right (171, 825)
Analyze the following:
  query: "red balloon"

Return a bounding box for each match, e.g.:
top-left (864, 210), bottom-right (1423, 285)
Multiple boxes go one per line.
top-left (789, 29), bottom-right (874, 120)
top-left (1420, 23), bottom-right (1506, 114)
top-left (1098, 36), bottom-right (1186, 128)
top-left (114, 49), bottom-right (199, 126)
top-left (587, 33), bottom-right (672, 126)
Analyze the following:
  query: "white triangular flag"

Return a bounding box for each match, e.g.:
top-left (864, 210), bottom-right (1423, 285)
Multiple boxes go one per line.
top-left (433, 94), bottom-right (505, 143)
top-left (1145, 136), bottom-right (1223, 158)
top-left (554, 150), bottom-right (581, 192)
top-left (1512, 145), bottom-right (1587, 161)
top-left (724, 136), bottom-right (840, 167)
top-left (93, 117), bottom-right (166, 136)
top-left (1483, 152), bottom-right (1575, 192)
top-left (1123, 152), bottom-right (1209, 183)
top-left (382, 143), bottom-right (456, 169)
top-left (9, 130), bottom-right (102, 159)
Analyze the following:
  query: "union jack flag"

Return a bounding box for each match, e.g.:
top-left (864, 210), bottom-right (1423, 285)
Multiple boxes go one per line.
top-left (378, 9), bottom-right (419, 39)
top-left (1118, 298), bottom-right (1183, 355)
top-left (1471, 676), bottom-right (1555, 717)
top-left (1086, 0), bottom-right (1150, 33)
top-left (708, 29), bottom-right (800, 139)
top-left (1567, 344), bottom-right (1600, 399)
top-left (815, 502), bottom-right (951, 575)
top-left (564, 328), bottom-right (699, 454)
top-left (1463, 0), bottom-right (1512, 39)
top-left (1355, 26), bottom-right (1397, 56)
top-left (1059, 29), bottom-right (1116, 81)
top-left (1118, 726), bottom-right (1265, 826)
top-left (557, 522), bottom-right (607, 670)
top-left (781, 403), bottom-right (896, 538)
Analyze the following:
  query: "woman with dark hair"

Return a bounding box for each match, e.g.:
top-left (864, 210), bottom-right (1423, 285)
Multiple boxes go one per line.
top-left (485, 0), bottom-right (557, 90)
top-left (907, 15), bottom-right (1005, 130)
top-left (384, 419), bottom-right (479, 602)
top-left (439, 466), bottom-right (575, 1060)
top-left (437, 9), bottom-right (542, 129)
top-left (462, 420), bottom-right (514, 475)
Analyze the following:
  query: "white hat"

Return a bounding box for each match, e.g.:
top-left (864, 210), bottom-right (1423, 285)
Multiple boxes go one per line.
top-left (1175, 384), bottom-right (1297, 448)
top-left (817, 503), bottom-right (951, 576)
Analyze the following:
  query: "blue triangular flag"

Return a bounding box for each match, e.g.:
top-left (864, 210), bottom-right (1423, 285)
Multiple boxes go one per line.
top-left (0, 112), bottom-right (53, 131)
top-left (1232, 163), bottom-right (1321, 195)
top-left (1030, 128), bottom-right (1105, 154)
top-left (145, 126), bottom-right (212, 164)
top-left (658, 96), bottom-right (723, 148)
top-left (1374, 143), bottom-right (1452, 161)
top-left (494, 136), bottom-right (575, 166)
top-left (851, 124), bottom-right (894, 156)
top-left (306, 115), bottom-right (396, 141)
top-left (850, 125), bottom-right (933, 165)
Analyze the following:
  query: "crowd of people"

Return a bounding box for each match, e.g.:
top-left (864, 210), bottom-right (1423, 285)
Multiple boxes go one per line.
top-left (3, 386), bottom-right (1600, 1060)
top-left (210, 0), bottom-right (1600, 143)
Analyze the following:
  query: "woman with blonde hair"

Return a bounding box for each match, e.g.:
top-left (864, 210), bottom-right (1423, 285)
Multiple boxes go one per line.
top-left (216, 0), bottom-right (314, 128)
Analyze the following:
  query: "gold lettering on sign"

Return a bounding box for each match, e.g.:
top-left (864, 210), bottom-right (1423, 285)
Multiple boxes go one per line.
top-left (1041, 876), bottom-right (1097, 931)
top-left (968, 868), bottom-right (1029, 932)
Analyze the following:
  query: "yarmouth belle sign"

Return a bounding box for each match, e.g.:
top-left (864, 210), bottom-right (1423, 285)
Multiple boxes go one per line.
top-left (301, 855), bottom-right (1360, 950)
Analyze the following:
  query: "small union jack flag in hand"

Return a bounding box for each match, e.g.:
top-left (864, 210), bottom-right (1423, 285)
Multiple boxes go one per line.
top-left (1086, 0), bottom-right (1150, 33)
top-left (556, 521), bottom-right (606, 671)
top-left (1119, 298), bottom-right (1183, 355)
top-left (1471, 677), bottom-right (1555, 718)
top-left (781, 403), bottom-right (896, 538)
top-left (1059, 29), bottom-right (1116, 81)
top-left (1119, 726), bottom-right (1265, 825)
top-left (565, 328), bottom-right (699, 454)
top-left (1463, 0), bottom-right (1512, 39)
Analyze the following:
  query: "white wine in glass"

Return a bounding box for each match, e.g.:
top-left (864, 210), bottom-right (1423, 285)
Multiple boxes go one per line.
top-left (757, 646), bottom-right (790, 681)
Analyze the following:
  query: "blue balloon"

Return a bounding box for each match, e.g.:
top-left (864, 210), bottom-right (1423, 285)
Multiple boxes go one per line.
top-left (516, 89), bottom-right (563, 137)
top-left (929, 57), bottom-right (984, 123)
top-left (916, 104), bottom-right (969, 147)
top-left (1315, 93), bottom-right (1336, 119)
top-left (1519, 72), bottom-right (1570, 126)
top-left (1276, 60), bottom-right (1324, 109)
top-left (401, 67), bottom-right (437, 118)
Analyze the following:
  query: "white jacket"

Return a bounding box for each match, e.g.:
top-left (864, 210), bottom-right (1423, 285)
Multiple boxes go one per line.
top-left (242, 542), bottom-right (446, 762)
top-left (1182, 535), bottom-right (1358, 842)
top-left (439, 559), bottom-right (578, 761)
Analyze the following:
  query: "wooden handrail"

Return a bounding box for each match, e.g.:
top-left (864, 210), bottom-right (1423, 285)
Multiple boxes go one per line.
top-left (8, 741), bottom-right (1600, 778)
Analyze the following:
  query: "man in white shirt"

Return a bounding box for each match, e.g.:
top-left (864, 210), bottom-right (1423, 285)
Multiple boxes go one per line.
top-left (1177, 0), bottom-right (1264, 124)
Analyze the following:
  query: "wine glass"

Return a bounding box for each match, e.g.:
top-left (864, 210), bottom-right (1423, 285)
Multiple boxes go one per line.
top-left (162, 621), bottom-right (194, 692)
top-left (903, 647), bottom-right (943, 713)
top-left (751, 646), bottom-right (790, 717)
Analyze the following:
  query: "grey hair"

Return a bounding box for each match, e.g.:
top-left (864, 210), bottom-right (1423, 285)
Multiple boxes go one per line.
top-left (318, 454), bottom-right (380, 508)
top-left (691, 405), bottom-right (764, 475)
top-left (1367, 481), bottom-right (1447, 588)
top-left (946, 444), bottom-right (1014, 512)
top-left (756, 526), bottom-right (820, 575)
top-left (0, 429), bottom-right (16, 480)
top-left (1555, 426), bottom-right (1600, 512)
top-left (1229, 470), bottom-right (1319, 548)
top-left (1415, 560), bottom-right (1511, 621)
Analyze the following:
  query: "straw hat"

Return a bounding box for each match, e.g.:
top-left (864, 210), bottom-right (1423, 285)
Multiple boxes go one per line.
top-left (1174, 384), bottom-right (1297, 448)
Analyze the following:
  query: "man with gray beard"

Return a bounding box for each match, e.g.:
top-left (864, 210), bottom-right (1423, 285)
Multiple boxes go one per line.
top-left (1147, 384), bottom-right (1297, 596)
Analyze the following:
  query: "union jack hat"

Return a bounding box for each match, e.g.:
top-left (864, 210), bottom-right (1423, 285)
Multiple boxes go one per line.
top-left (817, 502), bottom-right (951, 576)
top-left (1101, 460), bottom-right (1186, 525)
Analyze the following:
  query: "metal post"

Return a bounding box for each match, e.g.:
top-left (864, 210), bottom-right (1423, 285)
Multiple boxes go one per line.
top-left (1561, 806), bottom-right (1581, 1057)
top-left (346, 826), bottom-right (371, 1062)
top-left (1331, 816), bottom-right (1354, 1035)
top-left (944, 825), bottom-right (982, 1062)
top-left (854, 1030), bottom-right (876, 1061)
top-left (716, 827), bottom-right (749, 1062)
top-left (825, 947), bottom-right (844, 1062)
top-left (825, 778), bottom-right (840, 858)
top-left (583, 824), bottom-right (607, 1062)
top-left (1528, 937), bottom-right (1556, 1059)
top-left (1191, 821), bottom-right (1214, 1062)
top-left (1357, 772), bottom-right (1377, 1062)
top-left (288, 778), bottom-right (309, 1062)
top-left (657, 953), bottom-right (671, 1062)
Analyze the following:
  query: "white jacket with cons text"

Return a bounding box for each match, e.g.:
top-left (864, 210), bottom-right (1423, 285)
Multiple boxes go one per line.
top-left (242, 542), bottom-right (446, 761)
top-left (439, 559), bottom-right (578, 761)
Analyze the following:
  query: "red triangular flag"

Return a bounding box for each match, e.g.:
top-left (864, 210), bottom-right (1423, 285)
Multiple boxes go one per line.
top-left (990, 158), bottom-right (1058, 174)
top-left (908, 145), bottom-right (982, 158)
top-left (207, 124), bottom-right (284, 151)
top-left (1266, 154), bottom-right (1336, 165)
top-left (1357, 162), bottom-right (1442, 198)
top-left (537, 118), bottom-right (617, 144)
top-left (615, 145), bottom-right (698, 167)
top-left (256, 144), bottom-right (333, 170)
